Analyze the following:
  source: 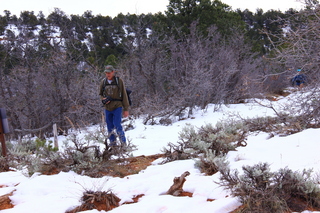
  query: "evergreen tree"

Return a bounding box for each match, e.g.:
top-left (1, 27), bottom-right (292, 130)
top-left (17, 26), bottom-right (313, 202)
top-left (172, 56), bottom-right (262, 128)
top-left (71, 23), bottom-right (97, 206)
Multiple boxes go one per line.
top-left (164, 0), bottom-right (244, 36)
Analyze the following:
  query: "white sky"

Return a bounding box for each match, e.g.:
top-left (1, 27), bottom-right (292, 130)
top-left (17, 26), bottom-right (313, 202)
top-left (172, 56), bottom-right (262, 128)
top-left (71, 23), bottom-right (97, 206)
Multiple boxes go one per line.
top-left (0, 0), bottom-right (305, 17)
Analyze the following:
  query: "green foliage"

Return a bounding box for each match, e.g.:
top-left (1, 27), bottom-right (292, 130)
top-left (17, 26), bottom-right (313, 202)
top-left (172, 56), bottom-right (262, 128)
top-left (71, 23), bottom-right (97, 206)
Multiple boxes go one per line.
top-left (0, 14), bottom-right (8, 35)
top-left (105, 54), bottom-right (118, 66)
top-left (237, 8), bottom-right (290, 54)
top-left (164, 0), bottom-right (245, 36)
top-left (19, 11), bottom-right (39, 29)
top-left (35, 138), bottom-right (58, 152)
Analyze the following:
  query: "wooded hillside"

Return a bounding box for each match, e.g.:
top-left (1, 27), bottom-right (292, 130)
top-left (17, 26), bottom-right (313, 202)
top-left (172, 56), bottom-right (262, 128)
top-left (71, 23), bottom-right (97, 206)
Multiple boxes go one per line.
top-left (1, 0), bottom-right (319, 139)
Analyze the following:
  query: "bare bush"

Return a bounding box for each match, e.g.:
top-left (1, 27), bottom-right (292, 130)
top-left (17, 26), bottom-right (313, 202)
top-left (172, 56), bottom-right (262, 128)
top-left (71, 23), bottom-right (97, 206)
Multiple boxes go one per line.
top-left (251, 89), bottom-right (320, 136)
top-left (266, 1), bottom-right (320, 86)
top-left (120, 23), bottom-right (262, 121)
top-left (0, 18), bottom-right (102, 139)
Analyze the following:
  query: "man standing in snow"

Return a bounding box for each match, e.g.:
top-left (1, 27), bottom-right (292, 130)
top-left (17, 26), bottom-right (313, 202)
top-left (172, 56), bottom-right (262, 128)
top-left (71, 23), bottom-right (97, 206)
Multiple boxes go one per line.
top-left (99, 65), bottom-right (129, 147)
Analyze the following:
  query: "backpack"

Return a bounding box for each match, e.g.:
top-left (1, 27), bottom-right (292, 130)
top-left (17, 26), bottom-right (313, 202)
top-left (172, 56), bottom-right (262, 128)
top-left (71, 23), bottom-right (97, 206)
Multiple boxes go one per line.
top-left (291, 74), bottom-right (307, 86)
top-left (103, 77), bottom-right (132, 106)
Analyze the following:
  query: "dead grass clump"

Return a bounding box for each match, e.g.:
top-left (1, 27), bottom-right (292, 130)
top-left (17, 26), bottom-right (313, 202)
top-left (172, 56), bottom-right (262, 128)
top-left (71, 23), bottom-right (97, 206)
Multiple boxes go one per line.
top-left (68, 190), bottom-right (120, 213)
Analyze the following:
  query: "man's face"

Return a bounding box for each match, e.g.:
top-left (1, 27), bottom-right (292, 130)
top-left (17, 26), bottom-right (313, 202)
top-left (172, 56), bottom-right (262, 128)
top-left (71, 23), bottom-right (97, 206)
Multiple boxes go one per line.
top-left (106, 71), bottom-right (115, 80)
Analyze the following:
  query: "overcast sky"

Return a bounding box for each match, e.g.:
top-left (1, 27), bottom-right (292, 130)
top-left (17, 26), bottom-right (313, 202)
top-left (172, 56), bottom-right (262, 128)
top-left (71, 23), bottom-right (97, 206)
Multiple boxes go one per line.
top-left (0, 0), bottom-right (304, 17)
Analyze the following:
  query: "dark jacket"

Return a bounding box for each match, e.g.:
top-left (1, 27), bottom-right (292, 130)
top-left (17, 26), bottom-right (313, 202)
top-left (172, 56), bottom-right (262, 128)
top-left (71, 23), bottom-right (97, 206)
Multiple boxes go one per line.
top-left (99, 77), bottom-right (130, 112)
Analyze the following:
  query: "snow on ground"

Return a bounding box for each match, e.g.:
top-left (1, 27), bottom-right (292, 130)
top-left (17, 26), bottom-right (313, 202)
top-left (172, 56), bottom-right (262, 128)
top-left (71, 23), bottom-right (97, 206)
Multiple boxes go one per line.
top-left (0, 89), bottom-right (320, 213)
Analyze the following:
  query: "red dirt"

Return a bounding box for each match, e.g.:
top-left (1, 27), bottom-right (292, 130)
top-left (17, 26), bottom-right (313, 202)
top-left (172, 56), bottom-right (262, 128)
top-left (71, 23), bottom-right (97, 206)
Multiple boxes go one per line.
top-left (123, 194), bottom-right (145, 204)
top-left (0, 192), bottom-right (14, 210)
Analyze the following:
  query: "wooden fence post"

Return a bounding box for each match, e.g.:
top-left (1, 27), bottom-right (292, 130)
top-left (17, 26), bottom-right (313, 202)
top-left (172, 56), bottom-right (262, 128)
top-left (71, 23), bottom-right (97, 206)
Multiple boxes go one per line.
top-left (53, 123), bottom-right (58, 149)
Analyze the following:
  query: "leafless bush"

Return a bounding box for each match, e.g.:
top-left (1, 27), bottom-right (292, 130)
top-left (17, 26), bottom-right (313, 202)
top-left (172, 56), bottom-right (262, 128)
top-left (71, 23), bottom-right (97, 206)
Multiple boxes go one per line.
top-left (250, 89), bottom-right (320, 136)
top-left (0, 17), bottom-right (103, 139)
top-left (120, 23), bottom-right (262, 120)
top-left (265, 1), bottom-right (320, 86)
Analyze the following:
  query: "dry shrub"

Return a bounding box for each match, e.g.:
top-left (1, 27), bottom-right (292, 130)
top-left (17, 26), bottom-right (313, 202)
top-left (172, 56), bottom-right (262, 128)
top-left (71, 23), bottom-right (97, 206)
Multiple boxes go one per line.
top-left (0, 157), bottom-right (9, 172)
top-left (219, 163), bottom-right (320, 213)
top-left (4, 126), bottom-right (139, 177)
top-left (68, 190), bottom-right (120, 212)
top-left (162, 122), bottom-right (245, 160)
top-left (162, 122), bottom-right (246, 175)
top-left (196, 158), bottom-right (220, 175)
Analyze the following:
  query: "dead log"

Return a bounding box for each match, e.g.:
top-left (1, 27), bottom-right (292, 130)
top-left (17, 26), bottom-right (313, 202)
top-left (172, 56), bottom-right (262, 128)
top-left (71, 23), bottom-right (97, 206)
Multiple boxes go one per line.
top-left (166, 171), bottom-right (190, 196)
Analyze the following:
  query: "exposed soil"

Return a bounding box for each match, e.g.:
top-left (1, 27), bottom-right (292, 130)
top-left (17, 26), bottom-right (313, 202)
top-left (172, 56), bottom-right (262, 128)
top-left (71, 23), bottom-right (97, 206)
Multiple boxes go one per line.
top-left (107, 154), bottom-right (165, 177)
top-left (0, 192), bottom-right (14, 210)
top-left (123, 194), bottom-right (145, 204)
top-left (40, 153), bottom-right (165, 177)
top-left (287, 196), bottom-right (320, 212)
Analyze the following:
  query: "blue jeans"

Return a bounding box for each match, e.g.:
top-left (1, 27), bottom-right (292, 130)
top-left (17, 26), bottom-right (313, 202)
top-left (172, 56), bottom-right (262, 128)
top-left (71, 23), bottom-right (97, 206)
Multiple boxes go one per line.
top-left (104, 107), bottom-right (126, 146)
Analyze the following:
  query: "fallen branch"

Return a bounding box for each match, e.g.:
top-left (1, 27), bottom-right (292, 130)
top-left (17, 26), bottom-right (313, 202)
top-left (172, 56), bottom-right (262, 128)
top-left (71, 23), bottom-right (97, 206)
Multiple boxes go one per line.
top-left (166, 171), bottom-right (190, 196)
top-left (14, 122), bottom-right (52, 133)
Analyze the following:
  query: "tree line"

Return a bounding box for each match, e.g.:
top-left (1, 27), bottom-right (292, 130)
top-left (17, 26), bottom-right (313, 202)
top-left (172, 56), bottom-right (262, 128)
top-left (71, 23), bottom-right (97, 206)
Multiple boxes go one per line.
top-left (0, 0), bottom-right (319, 139)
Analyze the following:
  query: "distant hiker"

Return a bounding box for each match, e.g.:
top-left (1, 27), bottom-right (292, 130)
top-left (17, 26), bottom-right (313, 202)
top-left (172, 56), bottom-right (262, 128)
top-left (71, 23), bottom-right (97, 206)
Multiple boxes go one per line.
top-left (99, 65), bottom-right (130, 147)
top-left (291, 69), bottom-right (307, 88)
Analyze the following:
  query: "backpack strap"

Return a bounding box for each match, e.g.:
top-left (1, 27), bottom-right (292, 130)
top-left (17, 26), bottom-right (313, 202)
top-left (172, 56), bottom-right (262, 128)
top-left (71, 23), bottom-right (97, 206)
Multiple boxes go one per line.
top-left (115, 77), bottom-right (122, 98)
top-left (103, 78), bottom-right (106, 88)
top-left (102, 77), bottom-right (123, 99)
